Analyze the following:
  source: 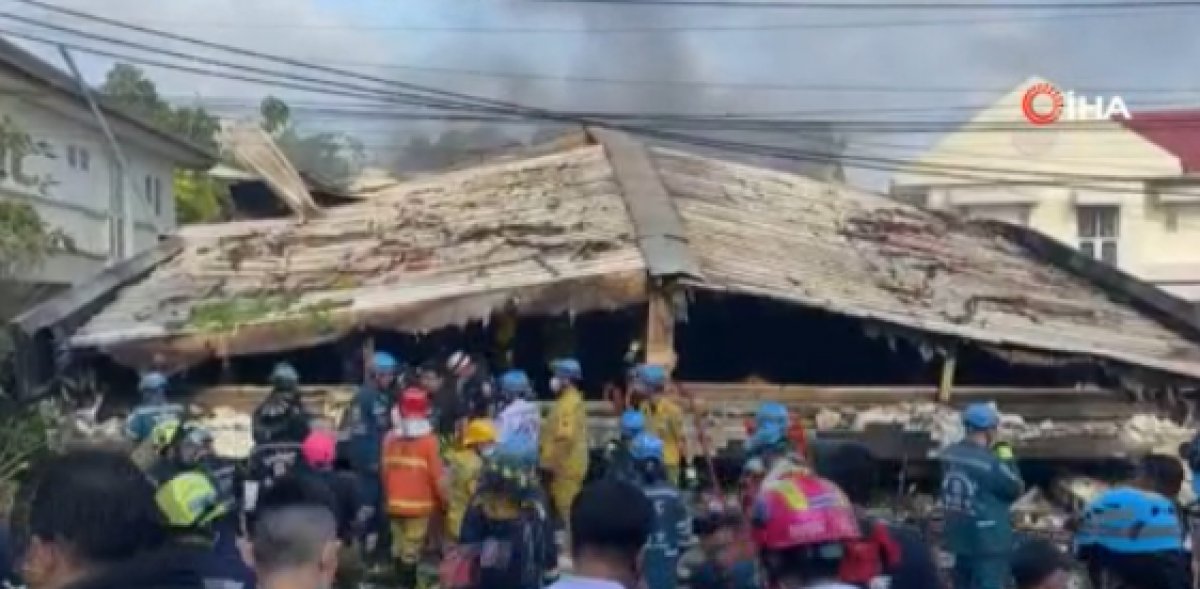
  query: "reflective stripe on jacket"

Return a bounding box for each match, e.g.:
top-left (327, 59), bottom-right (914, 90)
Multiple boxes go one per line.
top-left (382, 432), bottom-right (445, 517)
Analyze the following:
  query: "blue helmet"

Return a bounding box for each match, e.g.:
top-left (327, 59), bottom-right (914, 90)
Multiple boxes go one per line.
top-left (633, 364), bottom-right (667, 390)
top-left (962, 403), bottom-right (1000, 430)
top-left (1075, 487), bottom-right (1183, 554)
top-left (630, 433), bottom-right (665, 462)
top-left (755, 401), bottom-right (790, 430)
top-left (271, 362), bottom-right (299, 387)
top-left (139, 372), bottom-right (167, 393)
top-left (371, 351), bottom-right (398, 373)
top-left (499, 370), bottom-right (532, 398)
top-left (550, 358), bottom-right (583, 381)
top-left (619, 410), bottom-right (646, 437)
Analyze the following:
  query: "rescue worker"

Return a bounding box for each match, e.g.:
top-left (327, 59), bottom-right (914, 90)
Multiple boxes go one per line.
top-left (381, 387), bottom-right (447, 587)
top-left (156, 471), bottom-right (255, 589)
top-left (252, 362), bottom-right (312, 445)
top-left (447, 419), bottom-right (498, 543)
top-left (633, 364), bottom-right (694, 487)
top-left (630, 433), bottom-right (689, 589)
top-left (939, 403), bottom-right (1024, 589)
top-left (301, 429), bottom-right (366, 589)
top-left (446, 351), bottom-right (496, 422)
top-left (125, 372), bottom-right (184, 444)
top-left (1075, 478), bottom-right (1191, 589)
top-left (538, 358), bottom-right (589, 543)
top-left (339, 350), bottom-right (399, 563)
top-left (459, 442), bottom-right (557, 589)
top-left (245, 424), bottom-right (305, 514)
top-left (495, 369), bottom-right (541, 459)
top-left (686, 498), bottom-right (759, 589)
top-left (145, 419), bottom-right (216, 484)
top-left (602, 409), bottom-right (645, 484)
top-left (750, 471), bottom-right (863, 589)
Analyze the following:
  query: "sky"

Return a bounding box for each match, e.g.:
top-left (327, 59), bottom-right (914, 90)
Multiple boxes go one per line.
top-left (6, 0), bottom-right (1200, 190)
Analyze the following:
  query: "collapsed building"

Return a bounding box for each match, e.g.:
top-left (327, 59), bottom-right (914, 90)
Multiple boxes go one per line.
top-left (10, 129), bottom-right (1200, 492)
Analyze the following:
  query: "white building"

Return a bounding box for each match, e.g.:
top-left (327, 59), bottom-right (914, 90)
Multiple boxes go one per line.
top-left (0, 38), bottom-right (213, 286)
top-left (892, 76), bottom-right (1200, 301)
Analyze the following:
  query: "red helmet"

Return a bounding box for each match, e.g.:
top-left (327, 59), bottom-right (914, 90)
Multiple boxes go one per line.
top-left (398, 387), bottom-right (430, 418)
top-left (751, 472), bottom-right (860, 550)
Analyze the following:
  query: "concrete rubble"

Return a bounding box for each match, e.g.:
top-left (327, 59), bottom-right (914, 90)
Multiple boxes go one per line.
top-left (815, 402), bottom-right (1194, 450)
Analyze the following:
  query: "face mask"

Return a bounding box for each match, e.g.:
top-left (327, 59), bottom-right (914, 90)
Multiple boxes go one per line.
top-left (549, 377), bottom-right (563, 392)
top-left (480, 445), bottom-right (497, 458)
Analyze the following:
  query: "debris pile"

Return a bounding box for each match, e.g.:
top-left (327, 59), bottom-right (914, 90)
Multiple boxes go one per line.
top-left (814, 403), bottom-right (1192, 449)
top-left (196, 407), bottom-right (254, 459)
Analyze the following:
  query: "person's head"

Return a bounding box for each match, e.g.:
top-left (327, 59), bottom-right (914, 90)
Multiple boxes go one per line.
top-left (1134, 453), bottom-right (1185, 499)
top-left (270, 362), bottom-right (300, 395)
top-left (301, 430), bottom-right (337, 471)
top-left (394, 387), bottom-right (431, 437)
top-left (619, 409), bottom-right (646, 441)
top-left (177, 424), bottom-right (215, 466)
top-left (694, 497), bottom-right (741, 555)
top-left (417, 360), bottom-right (443, 392)
top-left (156, 471), bottom-right (229, 544)
top-left (446, 351), bottom-right (474, 379)
top-left (570, 479), bottom-right (653, 585)
top-left (498, 369), bottom-right (532, 404)
top-left (139, 371), bottom-right (168, 403)
top-left (962, 403), bottom-right (1001, 445)
top-left (462, 418), bottom-right (498, 456)
top-left (630, 433), bottom-right (666, 483)
top-left (631, 364), bottom-right (666, 398)
top-left (1011, 539), bottom-right (1072, 589)
top-left (751, 473), bottom-right (860, 589)
top-left (244, 474), bottom-right (340, 589)
top-left (820, 442), bottom-right (877, 507)
top-left (746, 423), bottom-right (790, 468)
top-left (370, 351), bottom-right (399, 390)
top-left (549, 358), bottom-right (583, 394)
top-left (12, 448), bottom-right (167, 589)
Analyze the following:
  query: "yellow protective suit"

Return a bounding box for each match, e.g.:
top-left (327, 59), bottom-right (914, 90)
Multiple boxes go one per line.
top-left (644, 396), bottom-right (686, 483)
top-left (539, 385), bottom-right (589, 526)
top-left (445, 447), bottom-right (483, 541)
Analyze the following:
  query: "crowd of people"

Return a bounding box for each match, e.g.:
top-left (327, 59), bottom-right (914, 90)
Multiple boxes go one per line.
top-left (2, 347), bottom-right (1199, 589)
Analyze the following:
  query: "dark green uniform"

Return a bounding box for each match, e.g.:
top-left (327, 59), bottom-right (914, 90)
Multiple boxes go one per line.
top-left (939, 439), bottom-right (1024, 589)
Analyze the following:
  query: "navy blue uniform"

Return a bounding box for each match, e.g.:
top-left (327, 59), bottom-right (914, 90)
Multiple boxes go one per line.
top-left (640, 481), bottom-right (690, 589)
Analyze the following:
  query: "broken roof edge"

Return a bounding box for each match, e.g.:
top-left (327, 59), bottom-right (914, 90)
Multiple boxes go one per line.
top-left (681, 279), bottom-right (1200, 383)
top-left (984, 220), bottom-right (1200, 345)
top-left (78, 268), bottom-right (649, 372)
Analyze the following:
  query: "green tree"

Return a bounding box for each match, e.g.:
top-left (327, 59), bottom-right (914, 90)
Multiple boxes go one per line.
top-left (101, 63), bottom-right (227, 223)
top-left (259, 96), bottom-right (365, 185)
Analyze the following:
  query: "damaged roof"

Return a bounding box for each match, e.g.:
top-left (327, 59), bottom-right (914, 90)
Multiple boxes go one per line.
top-left (60, 132), bottom-right (1200, 379)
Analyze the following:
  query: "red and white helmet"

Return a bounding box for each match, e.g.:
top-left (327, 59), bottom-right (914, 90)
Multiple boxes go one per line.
top-left (751, 472), bottom-right (861, 550)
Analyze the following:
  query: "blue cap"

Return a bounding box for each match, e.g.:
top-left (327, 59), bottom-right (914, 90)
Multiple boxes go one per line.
top-left (755, 401), bottom-right (789, 429)
top-left (550, 358), bottom-right (582, 380)
top-left (139, 372), bottom-right (167, 392)
top-left (499, 370), bottom-right (532, 395)
top-left (271, 362), bottom-right (299, 385)
top-left (619, 409), bottom-right (646, 437)
top-left (634, 364), bottom-right (667, 390)
top-left (962, 403), bottom-right (1000, 430)
top-left (631, 433), bottom-right (665, 462)
top-left (372, 351), bottom-right (398, 372)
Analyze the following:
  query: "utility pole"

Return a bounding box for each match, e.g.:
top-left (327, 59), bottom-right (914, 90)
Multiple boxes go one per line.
top-left (59, 46), bottom-right (134, 262)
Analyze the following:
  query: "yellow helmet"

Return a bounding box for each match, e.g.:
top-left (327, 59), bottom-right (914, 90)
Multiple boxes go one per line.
top-left (462, 419), bottom-right (497, 447)
top-left (156, 471), bottom-right (228, 529)
top-left (150, 419), bottom-right (180, 451)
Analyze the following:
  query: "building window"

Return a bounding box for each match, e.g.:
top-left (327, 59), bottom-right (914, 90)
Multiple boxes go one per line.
top-left (66, 145), bottom-right (90, 171)
top-left (153, 176), bottom-right (163, 216)
top-left (1077, 206), bottom-right (1119, 264)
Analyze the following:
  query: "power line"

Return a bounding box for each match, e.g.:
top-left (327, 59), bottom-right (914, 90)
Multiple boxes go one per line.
top-left (531, 0), bottom-right (1200, 9)
top-left (4, 13), bottom-right (1197, 191)
top-left (44, 9), bottom-right (1179, 33)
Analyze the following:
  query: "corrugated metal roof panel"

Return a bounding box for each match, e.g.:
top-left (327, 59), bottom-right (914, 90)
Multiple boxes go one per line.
top-left (652, 147), bottom-right (1200, 380)
top-left (72, 145), bottom-right (647, 367)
